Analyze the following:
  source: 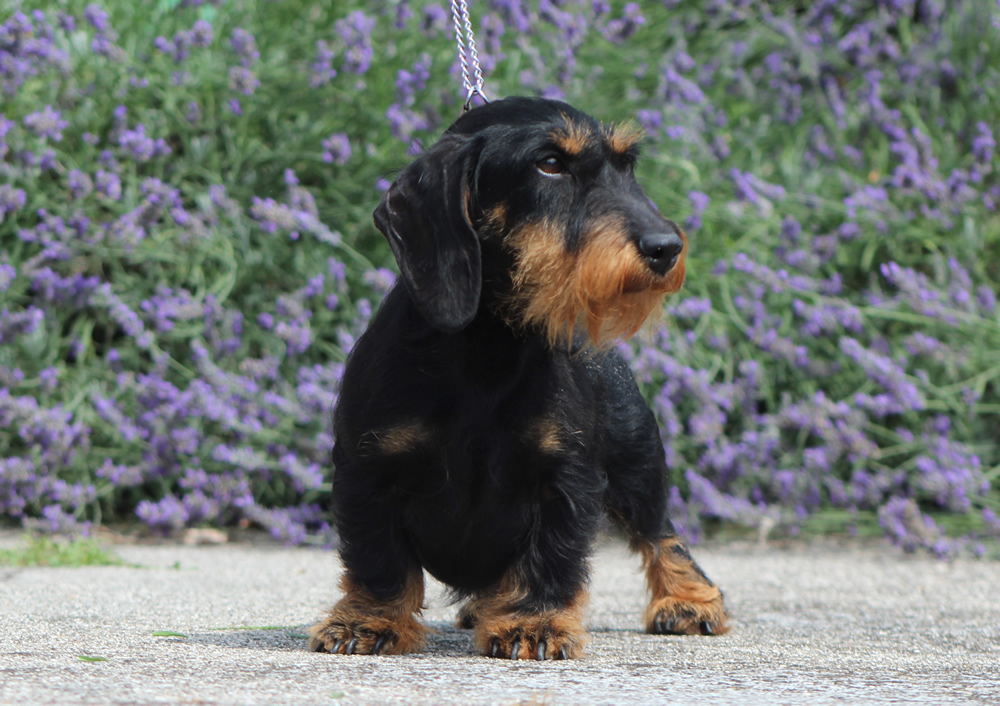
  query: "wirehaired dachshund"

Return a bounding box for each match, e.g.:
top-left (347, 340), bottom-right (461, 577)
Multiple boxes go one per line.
top-left (310, 96), bottom-right (728, 660)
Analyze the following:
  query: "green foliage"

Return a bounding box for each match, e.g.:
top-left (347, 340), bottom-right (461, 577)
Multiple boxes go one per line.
top-left (0, 536), bottom-right (129, 567)
top-left (2, 0), bottom-right (999, 553)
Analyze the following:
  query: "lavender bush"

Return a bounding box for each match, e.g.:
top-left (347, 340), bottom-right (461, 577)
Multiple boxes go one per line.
top-left (2, 0), bottom-right (998, 555)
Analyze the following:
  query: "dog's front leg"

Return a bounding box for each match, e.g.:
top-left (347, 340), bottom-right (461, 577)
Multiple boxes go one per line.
top-left (309, 457), bottom-right (428, 656)
top-left (309, 566), bottom-right (427, 656)
top-left (463, 571), bottom-right (591, 661)
top-left (459, 488), bottom-right (601, 660)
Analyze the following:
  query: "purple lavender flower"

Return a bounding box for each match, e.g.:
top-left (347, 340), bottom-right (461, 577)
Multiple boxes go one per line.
top-left (23, 105), bottom-right (68, 141)
top-left (95, 170), bottom-right (122, 200)
top-left (731, 169), bottom-right (786, 208)
top-left (879, 497), bottom-right (950, 555)
top-left (913, 427), bottom-right (984, 513)
top-left (491, 0), bottom-right (531, 33)
top-left (118, 123), bottom-right (158, 162)
top-left (0, 306), bottom-right (44, 343)
top-left (30, 268), bottom-right (100, 308)
top-left (311, 40), bottom-right (338, 88)
top-left (395, 54), bottom-right (432, 106)
top-left (136, 494), bottom-right (189, 533)
top-left (336, 10), bottom-right (376, 75)
top-left (386, 103), bottom-right (431, 145)
top-left (792, 299), bottom-right (864, 335)
top-left (57, 12), bottom-right (76, 33)
top-left (0, 264), bottom-right (15, 292)
top-left (0, 185), bottom-right (27, 222)
top-left (685, 190), bottom-right (710, 231)
top-left (421, 5), bottom-right (450, 36)
top-left (84, 3), bottom-right (118, 56)
top-left (972, 122), bottom-right (995, 165)
top-left (191, 19), bottom-right (213, 48)
top-left (67, 170), bottom-right (94, 201)
top-left (663, 67), bottom-right (705, 106)
top-left (228, 66), bottom-right (260, 96)
top-left (636, 109), bottom-right (663, 134)
top-left (321, 133), bottom-right (351, 165)
top-left (83, 4), bottom-right (111, 32)
top-left (250, 177), bottom-right (340, 246)
top-left (0, 115), bottom-right (14, 157)
top-left (90, 283), bottom-right (149, 345)
top-left (250, 198), bottom-right (295, 234)
top-left (231, 28), bottom-right (259, 66)
top-left (602, 3), bottom-right (646, 44)
top-left (362, 268), bottom-right (397, 295)
top-left (840, 337), bottom-right (925, 416)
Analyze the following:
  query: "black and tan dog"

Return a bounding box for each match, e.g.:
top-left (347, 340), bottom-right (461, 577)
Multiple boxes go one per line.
top-left (309, 97), bottom-right (728, 660)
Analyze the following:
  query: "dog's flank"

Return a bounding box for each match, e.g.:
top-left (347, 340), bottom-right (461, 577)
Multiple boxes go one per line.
top-left (312, 96), bottom-right (728, 660)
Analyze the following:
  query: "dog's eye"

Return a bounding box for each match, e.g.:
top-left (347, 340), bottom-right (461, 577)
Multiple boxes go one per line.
top-left (536, 156), bottom-right (565, 176)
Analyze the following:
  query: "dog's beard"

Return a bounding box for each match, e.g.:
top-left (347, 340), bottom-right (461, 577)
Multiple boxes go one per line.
top-left (502, 218), bottom-right (686, 348)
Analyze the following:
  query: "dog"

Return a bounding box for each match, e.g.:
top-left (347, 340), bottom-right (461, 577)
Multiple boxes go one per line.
top-left (309, 96), bottom-right (728, 660)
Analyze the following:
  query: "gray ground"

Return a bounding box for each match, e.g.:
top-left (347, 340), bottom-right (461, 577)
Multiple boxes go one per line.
top-left (1, 532), bottom-right (998, 705)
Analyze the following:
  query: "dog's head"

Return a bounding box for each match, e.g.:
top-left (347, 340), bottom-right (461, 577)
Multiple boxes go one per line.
top-left (374, 96), bottom-right (687, 345)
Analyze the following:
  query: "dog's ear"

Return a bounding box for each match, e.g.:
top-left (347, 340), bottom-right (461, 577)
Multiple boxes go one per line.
top-left (374, 135), bottom-right (482, 333)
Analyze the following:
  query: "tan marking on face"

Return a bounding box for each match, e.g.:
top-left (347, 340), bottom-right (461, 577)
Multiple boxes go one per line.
top-left (361, 422), bottom-right (432, 456)
top-left (530, 418), bottom-right (564, 454)
top-left (553, 117), bottom-right (595, 157)
top-left (604, 121), bottom-right (645, 154)
top-left (485, 202), bottom-right (508, 229)
top-left (503, 218), bottom-right (687, 347)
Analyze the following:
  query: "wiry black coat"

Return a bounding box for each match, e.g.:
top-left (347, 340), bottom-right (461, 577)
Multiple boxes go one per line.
top-left (312, 97), bottom-right (727, 660)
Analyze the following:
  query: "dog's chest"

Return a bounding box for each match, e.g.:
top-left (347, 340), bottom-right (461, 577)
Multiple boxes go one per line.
top-left (392, 409), bottom-right (598, 589)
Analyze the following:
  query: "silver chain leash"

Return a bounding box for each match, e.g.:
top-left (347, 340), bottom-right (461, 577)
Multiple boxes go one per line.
top-left (450, 0), bottom-right (489, 110)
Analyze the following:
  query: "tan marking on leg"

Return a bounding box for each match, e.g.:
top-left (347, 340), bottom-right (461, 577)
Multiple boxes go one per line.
top-left (634, 537), bottom-right (729, 635)
top-left (468, 572), bottom-right (590, 659)
top-left (309, 567), bottom-right (428, 655)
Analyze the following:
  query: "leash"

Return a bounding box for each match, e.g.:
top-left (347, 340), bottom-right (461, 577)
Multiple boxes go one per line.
top-left (450, 0), bottom-right (489, 110)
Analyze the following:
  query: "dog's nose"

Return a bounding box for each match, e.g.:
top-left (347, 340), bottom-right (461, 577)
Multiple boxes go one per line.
top-left (637, 232), bottom-right (684, 275)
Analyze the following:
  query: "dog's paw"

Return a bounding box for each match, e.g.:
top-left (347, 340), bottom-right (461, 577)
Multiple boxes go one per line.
top-left (473, 610), bottom-right (589, 660)
top-left (645, 594), bottom-right (729, 636)
top-left (638, 537), bottom-right (730, 636)
top-left (309, 612), bottom-right (427, 655)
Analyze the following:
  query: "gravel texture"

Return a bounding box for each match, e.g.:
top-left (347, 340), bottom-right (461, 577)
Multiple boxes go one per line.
top-left (1, 533), bottom-right (998, 705)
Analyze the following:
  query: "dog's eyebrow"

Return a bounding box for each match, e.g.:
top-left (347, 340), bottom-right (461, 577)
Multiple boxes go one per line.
top-left (552, 117), bottom-right (597, 157)
top-left (603, 122), bottom-right (645, 157)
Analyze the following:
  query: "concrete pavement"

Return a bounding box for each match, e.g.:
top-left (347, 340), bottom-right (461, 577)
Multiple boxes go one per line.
top-left (1, 533), bottom-right (998, 705)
